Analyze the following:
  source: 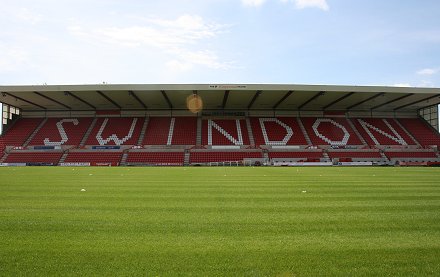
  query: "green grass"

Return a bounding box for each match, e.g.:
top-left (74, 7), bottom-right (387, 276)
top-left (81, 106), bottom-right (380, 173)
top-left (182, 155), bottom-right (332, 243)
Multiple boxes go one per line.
top-left (1, 167), bottom-right (440, 276)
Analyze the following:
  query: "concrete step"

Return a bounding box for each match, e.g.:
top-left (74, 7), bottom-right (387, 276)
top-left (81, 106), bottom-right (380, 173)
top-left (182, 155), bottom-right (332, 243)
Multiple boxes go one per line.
top-left (0, 152), bottom-right (9, 163)
top-left (120, 151), bottom-right (129, 165)
top-left (80, 117), bottom-right (98, 147)
top-left (58, 151), bottom-right (69, 164)
top-left (297, 117), bottom-right (312, 145)
top-left (196, 116), bottom-right (202, 146)
top-left (184, 149), bottom-right (190, 166)
top-left (347, 118), bottom-right (368, 146)
top-left (394, 118), bottom-right (421, 146)
top-left (245, 117), bottom-right (255, 146)
top-left (137, 117), bottom-right (149, 146)
top-left (23, 118), bottom-right (48, 147)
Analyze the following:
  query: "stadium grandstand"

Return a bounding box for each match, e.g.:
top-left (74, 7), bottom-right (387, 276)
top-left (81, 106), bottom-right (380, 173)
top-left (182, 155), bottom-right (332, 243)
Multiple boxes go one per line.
top-left (1, 83), bottom-right (440, 167)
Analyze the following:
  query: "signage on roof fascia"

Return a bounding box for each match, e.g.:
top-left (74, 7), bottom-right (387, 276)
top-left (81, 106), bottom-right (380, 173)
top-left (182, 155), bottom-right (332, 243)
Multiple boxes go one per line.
top-left (208, 85), bottom-right (248, 90)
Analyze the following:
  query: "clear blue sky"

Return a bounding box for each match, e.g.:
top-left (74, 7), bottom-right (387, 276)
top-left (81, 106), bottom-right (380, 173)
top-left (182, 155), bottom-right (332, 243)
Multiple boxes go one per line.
top-left (0, 0), bottom-right (439, 87)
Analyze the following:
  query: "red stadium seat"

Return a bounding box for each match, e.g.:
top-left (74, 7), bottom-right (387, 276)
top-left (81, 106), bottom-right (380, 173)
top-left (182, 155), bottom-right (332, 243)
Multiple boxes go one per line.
top-left (398, 118), bottom-right (440, 147)
top-left (2, 115), bottom-right (440, 166)
top-left (126, 152), bottom-right (184, 165)
top-left (190, 151), bottom-right (262, 163)
top-left (384, 151), bottom-right (437, 159)
top-left (327, 151), bottom-right (382, 159)
top-left (86, 118), bottom-right (144, 146)
top-left (1, 118), bottom-right (43, 147)
top-left (64, 152), bottom-right (122, 165)
top-left (5, 152), bottom-right (63, 164)
top-left (202, 119), bottom-right (250, 146)
top-left (29, 118), bottom-right (93, 146)
top-left (143, 117), bottom-right (196, 145)
top-left (351, 118), bottom-right (416, 146)
top-left (301, 117), bottom-right (363, 146)
top-left (268, 151), bottom-right (323, 159)
top-left (251, 117), bottom-right (307, 146)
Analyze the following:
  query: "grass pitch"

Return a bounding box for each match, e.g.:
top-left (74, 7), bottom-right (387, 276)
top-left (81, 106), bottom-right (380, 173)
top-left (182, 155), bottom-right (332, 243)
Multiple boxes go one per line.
top-left (1, 167), bottom-right (440, 276)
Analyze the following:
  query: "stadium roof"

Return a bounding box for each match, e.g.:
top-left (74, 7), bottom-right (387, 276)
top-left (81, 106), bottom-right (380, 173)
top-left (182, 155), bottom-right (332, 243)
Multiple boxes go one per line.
top-left (1, 84), bottom-right (440, 112)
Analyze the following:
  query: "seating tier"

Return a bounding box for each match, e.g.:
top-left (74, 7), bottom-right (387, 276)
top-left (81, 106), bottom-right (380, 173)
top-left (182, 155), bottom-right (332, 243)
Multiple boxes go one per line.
top-left (384, 151), bottom-right (437, 159)
top-left (2, 116), bottom-right (440, 166)
top-left (327, 151), bottom-right (382, 159)
top-left (268, 151), bottom-right (323, 159)
top-left (190, 151), bottom-right (262, 163)
top-left (86, 117), bottom-right (144, 146)
top-left (202, 119), bottom-right (250, 145)
top-left (29, 118), bottom-right (93, 146)
top-left (143, 117), bottom-right (196, 145)
top-left (398, 118), bottom-right (440, 147)
top-left (126, 152), bottom-right (184, 165)
top-left (64, 152), bottom-right (122, 164)
top-left (250, 117), bottom-right (307, 146)
top-left (0, 138), bottom-right (4, 158)
top-left (301, 117), bottom-right (363, 146)
top-left (1, 118), bottom-right (42, 146)
top-left (172, 117), bottom-right (197, 145)
top-left (352, 118), bottom-right (416, 146)
top-left (5, 152), bottom-right (62, 164)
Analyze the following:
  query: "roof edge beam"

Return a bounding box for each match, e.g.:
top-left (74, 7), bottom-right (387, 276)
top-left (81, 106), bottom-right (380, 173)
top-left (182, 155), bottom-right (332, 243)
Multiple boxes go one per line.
top-left (323, 91), bottom-right (355, 110)
top-left (161, 90), bottom-right (173, 109)
top-left (273, 90), bottom-right (294, 110)
top-left (417, 101), bottom-right (440, 112)
top-left (418, 99), bottom-right (440, 111)
top-left (128, 91), bottom-right (147, 109)
top-left (394, 94), bottom-right (440, 111)
top-left (96, 90), bottom-right (121, 109)
top-left (33, 91), bottom-right (71, 110)
top-left (298, 91), bottom-right (325, 110)
top-left (221, 90), bottom-right (230, 109)
top-left (347, 92), bottom-right (385, 110)
top-left (247, 90), bottom-right (262, 109)
top-left (3, 92), bottom-right (46, 110)
top-left (65, 91), bottom-right (96, 110)
top-left (371, 93), bottom-right (414, 110)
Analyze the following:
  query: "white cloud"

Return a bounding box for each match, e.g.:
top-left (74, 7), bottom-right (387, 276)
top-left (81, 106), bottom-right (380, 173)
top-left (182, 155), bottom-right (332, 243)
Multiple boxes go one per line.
top-left (246, 0), bottom-right (329, 10)
top-left (95, 26), bottom-right (187, 47)
top-left (393, 83), bottom-right (412, 87)
top-left (14, 8), bottom-right (43, 25)
top-left (241, 0), bottom-right (267, 7)
top-left (394, 81), bottom-right (436, 88)
top-left (2, 6), bottom-right (43, 25)
top-left (149, 14), bottom-right (206, 29)
top-left (170, 49), bottom-right (234, 70)
top-left (69, 15), bottom-right (234, 71)
top-left (418, 80), bottom-right (435, 88)
top-left (166, 60), bottom-right (193, 72)
top-left (417, 68), bottom-right (438, 76)
top-left (0, 45), bottom-right (30, 72)
top-left (282, 0), bottom-right (329, 11)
